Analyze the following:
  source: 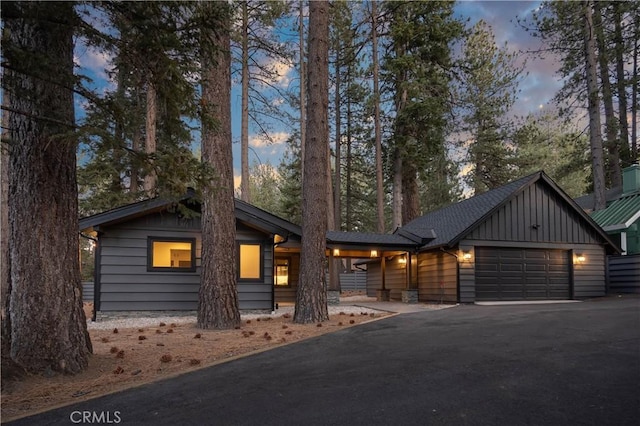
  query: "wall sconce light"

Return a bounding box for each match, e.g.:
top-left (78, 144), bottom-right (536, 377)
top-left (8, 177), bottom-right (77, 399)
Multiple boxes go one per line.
top-left (370, 250), bottom-right (378, 258)
top-left (333, 248), bottom-right (340, 256)
top-left (462, 251), bottom-right (472, 261)
top-left (398, 255), bottom-right (407, 265)
top-left (574, 254), bottom-right (586, 264)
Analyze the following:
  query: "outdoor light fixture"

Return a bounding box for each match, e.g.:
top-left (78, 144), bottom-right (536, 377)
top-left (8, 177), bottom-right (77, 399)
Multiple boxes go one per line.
top-left (333, 249), bottom-right (340, 256)
top-left (462, 251), bottom-right (472, 261)
top-left (574, 254), bottom-right (586, 264)
top-left (398, 256), bottom-right (407, 265)
top-left (370, 250), bottom-right (378, 258)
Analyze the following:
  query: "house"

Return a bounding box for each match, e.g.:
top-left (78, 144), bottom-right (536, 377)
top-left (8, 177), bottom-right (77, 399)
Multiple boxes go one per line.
top-left (588, 164), bottom-right (640, 255)
top-left (363, 171), bottom-right (620, 303)
top-left (79, 194), bottom-right (303, 320)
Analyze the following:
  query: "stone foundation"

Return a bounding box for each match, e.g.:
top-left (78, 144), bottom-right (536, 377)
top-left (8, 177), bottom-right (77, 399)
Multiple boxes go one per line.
top-left (376, 289), bottom-right (390, 301)
top-left (327, 290), bottom-right (340, 305)
top-left (401, 289), bottom-right (419, 304)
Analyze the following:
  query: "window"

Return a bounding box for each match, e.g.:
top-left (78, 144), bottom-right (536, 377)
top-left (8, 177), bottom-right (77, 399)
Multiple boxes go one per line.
top-left (148, 237), bottom-right (196, 272)
top-left (239, 243), bottom-right (262, 280)
top-left (275, 257), bottom-right (290, 286)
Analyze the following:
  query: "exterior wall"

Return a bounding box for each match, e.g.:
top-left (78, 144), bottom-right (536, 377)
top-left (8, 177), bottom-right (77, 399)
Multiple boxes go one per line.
top-left (97, 212), bottom-right (274, 312)
top-left (458, 240), bottom-right (607, 302)
top-left (417, 251), bottom-right (458, 303)
top-left (468, 181), bottom-right (602, 244)
top-left (365, 256), bottom-right (408, 300)
top-left (608, 253), bottom-right (640, 293)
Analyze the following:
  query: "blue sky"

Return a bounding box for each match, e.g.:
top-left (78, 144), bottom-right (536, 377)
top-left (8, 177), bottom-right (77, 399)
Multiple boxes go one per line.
top-left (75, 1), bottom-right (560, 189)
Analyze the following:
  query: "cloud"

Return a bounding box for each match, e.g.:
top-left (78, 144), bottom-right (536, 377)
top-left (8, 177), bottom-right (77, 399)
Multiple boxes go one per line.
top-left (250, 131), bottom-right (289, 148)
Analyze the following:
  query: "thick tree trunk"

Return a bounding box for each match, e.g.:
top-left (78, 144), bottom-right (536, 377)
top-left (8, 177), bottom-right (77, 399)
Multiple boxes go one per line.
top-left (392, 149), bottom-right (403, 230)
top-left (401, 159), bottom-right (420, 224)
top-left (240, 2), bottom-right (250, 202)
top-left (372, 0), bottom-right (385, 234)
top-left (593, 2), bottom-right (621, 187)
top-left (299, 0), bottom-right (306, 184)
top-left (198, 3), bottom-right (240, 330)
top-left (613, 2), bottom-right (630, 164)
top-left (583, 1), bottom-right (606, 211)
top-left (4, 1), bottom-right (92, 374)
top-left (294, 0), bottom-right (329, 324)
top-left (144, 81), bottom-right (157, 195)
top-left (1, 89), bottom-right (11, 365)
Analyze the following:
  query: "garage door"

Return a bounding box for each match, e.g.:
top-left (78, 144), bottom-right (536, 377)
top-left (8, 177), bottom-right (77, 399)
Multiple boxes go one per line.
top-left (475, 247), bottom-right (570, 301)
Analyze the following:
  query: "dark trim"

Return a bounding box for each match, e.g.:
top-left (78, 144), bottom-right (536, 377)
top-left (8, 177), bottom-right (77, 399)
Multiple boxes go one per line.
top-left (147, 236), bottom-right (197, 273)
top-left (93, 232), bottom-right (102, 321)
top-left (237, 241), bottom-right (264, 282)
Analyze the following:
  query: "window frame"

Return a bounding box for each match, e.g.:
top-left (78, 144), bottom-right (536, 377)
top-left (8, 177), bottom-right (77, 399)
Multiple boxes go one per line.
top-left (237, 242), bottom-right (264, 282)
top-left (147, 236), bottom-right (197, 273)
top-left (274, 256), bottom-right (292, 287)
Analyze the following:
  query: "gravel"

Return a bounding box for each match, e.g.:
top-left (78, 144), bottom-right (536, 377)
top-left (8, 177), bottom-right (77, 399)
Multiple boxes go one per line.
top-left (87, 305), bottom-right (383, 330)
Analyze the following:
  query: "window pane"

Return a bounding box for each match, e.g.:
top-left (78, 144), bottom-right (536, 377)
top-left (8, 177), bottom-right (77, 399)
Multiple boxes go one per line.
top-left (240, 244), bottom-right (261, 279)
top-left (153, 241), bottom-right (193, 268)
top-left (275, 258), bottom-right (289, 286)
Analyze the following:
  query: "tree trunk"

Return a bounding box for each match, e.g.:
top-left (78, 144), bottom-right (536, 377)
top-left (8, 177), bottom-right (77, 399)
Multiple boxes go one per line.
top-left (401, 159), bottom-right (420, 224)
top-left (392, 148), bottom-right (403, 230)
top-left (294, 0), bottom-right (329, 324)
top-left (372, 0), bottom-right (385, 234)
top-left (613, 2), bottom-right (630, 165)
top-left (144, 81), bottom-right (157, 195)
top-left (583, 1), bottom-right (606, 211)
top-left (632, 10), bottom-right (639, 160)
top-left (4, 1), bottom-right (92, 374)
top-left (240, 1), bottom-right (250, 202)
top-left (593, 1), bottom-right (621, 187)
top-left (1, 87), bottom-right (12, 365)
top-left (198, 2), bottom-right (240, 330)
top-left (299, 0), bottom-right (306, 185)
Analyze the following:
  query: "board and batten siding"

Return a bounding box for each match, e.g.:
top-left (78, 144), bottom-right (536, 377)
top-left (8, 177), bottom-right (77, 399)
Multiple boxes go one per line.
top-left (468, 181), bottom-right (602, 245)
top-left (417, 251), bottom-right (457, 303)
top-left (97, 212), bottom-right (274, 312)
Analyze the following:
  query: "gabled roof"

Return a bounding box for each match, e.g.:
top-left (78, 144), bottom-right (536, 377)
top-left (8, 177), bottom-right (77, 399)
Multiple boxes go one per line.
top-left (590, 193), bottom-right (640, 232)
top-left (79, 194), bottom-right (302, 239)
top-left (400, 171), bottom-right (618, 251)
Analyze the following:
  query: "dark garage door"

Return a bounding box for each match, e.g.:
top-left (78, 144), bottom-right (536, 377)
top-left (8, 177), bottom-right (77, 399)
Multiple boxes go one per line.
top-left (475, 247), bottom-right (571, 301)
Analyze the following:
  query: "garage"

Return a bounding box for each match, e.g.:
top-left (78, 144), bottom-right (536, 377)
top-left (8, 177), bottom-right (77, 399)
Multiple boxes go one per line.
top-left (475, 247), bottom-right (571, 301)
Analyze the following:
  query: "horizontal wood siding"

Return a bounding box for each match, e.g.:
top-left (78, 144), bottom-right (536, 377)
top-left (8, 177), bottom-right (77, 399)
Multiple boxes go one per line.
top-left (82, 281), bottom-right (94, 302)
top-left (417, 251), bottom-right (458, 303)
top-left (458, 243), bottom-right (475, 303)
top-left (339, 272), bottom-right (367, 291)
top-left (98, 212), bottom-right (273, 312)
top-left (468, 181), bottom-right (601, 244)
top-left (573, 245), bottom-right (606, 298)
top-left (386, 256), bottom-right (408, 300)
top-left (607, 254), bottom-right (640, 294)
top-left (366, 263), bottom-right (381, 297)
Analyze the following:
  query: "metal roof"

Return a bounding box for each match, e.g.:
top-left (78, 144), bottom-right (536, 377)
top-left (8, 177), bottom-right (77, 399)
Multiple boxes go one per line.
top-left (590, 193), bottom-right (640, 232)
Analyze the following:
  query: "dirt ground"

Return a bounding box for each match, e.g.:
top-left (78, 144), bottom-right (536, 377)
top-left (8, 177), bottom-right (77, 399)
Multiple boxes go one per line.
top-left (1, 298), bottom-right (388, 422)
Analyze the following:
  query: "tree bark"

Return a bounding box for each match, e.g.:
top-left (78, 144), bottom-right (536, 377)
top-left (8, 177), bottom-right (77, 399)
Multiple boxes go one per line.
top-left (613, 2), bottom-right (630, 164)
top-left (372, 0), bottom-right (385, 234)
top-left (402, 159), bottom-right (420, 224)
top-left (198, 3), bottom-right (240, 329)
top-left (583, 1), bottom-right (606, 211)
top-left (1, 83), bottom-right (12, 365)
top-left (593, 1), bottom-right (621, 187)
top-left (299, 0), bottom-right (306, 185)
top-left (294, 0), bottom-right (329, 324)
top-left (4, 1), bottom-right (92, 374)
top-left (144, 81), bottom-right (157, 195)
top-left (392, 149), bottom-right (403, 230)
top-left (240, 1), bottom-right (250, 202)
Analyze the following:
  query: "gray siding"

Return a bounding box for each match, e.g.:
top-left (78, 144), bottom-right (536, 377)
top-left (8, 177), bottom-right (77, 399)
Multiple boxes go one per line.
top-left (339, 272), bottom-right (367, 291)
top-left (608, 254), bottom-right (640, 294)
top-left (98, 212), bottom-right (273, 312)
top-left (417, 251), bottom-right (457, 303)
top-left (468, 181), bottom-right (601, 244)
top-left (274, 253), bottom-right (300, 304)
top-left (365, 256), bottom-right (408, 300)
top-left (82, 281), bottom-right (94, 302)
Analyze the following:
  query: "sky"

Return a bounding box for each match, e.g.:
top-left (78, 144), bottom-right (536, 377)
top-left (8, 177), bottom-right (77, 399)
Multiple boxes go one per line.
top-left (74, 1), bottom-right (562, 190)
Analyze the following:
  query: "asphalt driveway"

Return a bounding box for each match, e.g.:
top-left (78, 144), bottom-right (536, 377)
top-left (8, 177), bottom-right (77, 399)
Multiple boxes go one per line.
top-left (7, 296), bottom-right (640, 425)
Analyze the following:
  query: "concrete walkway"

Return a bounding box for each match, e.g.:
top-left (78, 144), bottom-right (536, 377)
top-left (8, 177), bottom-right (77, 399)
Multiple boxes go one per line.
top-left (342, 300), bottom-right (454, 314)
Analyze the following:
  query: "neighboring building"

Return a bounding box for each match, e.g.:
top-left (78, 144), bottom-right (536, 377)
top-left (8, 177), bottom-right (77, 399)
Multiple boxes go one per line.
top-left (364, 171), bottom-right (620, 303)
top-left (589, 164), bottom-right (640, 255)
top-left (79, 195), bottom-right (302, 319)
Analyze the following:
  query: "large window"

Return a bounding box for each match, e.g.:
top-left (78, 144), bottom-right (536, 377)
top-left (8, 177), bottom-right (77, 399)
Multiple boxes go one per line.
top-left (239, 243), bottom-right (262, 280)
top-left (275, 257), bottom-right (290, 287)
top-left (148, 237), bottom-right (196, 272)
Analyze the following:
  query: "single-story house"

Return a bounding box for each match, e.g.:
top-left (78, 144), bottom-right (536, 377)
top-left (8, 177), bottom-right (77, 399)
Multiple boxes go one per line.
top-left (363, 171), bottom-right (620, 303)
top-left (79, 193), bottom-right (304, 320)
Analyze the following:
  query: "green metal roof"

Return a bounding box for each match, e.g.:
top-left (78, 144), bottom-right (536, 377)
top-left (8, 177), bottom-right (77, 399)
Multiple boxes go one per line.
top-left (590, 193), bottom-right (640, 231)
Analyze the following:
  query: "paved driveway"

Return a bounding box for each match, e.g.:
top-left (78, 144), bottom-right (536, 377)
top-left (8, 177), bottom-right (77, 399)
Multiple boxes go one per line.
top-left (8, 297), bottom-right (640, 425)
